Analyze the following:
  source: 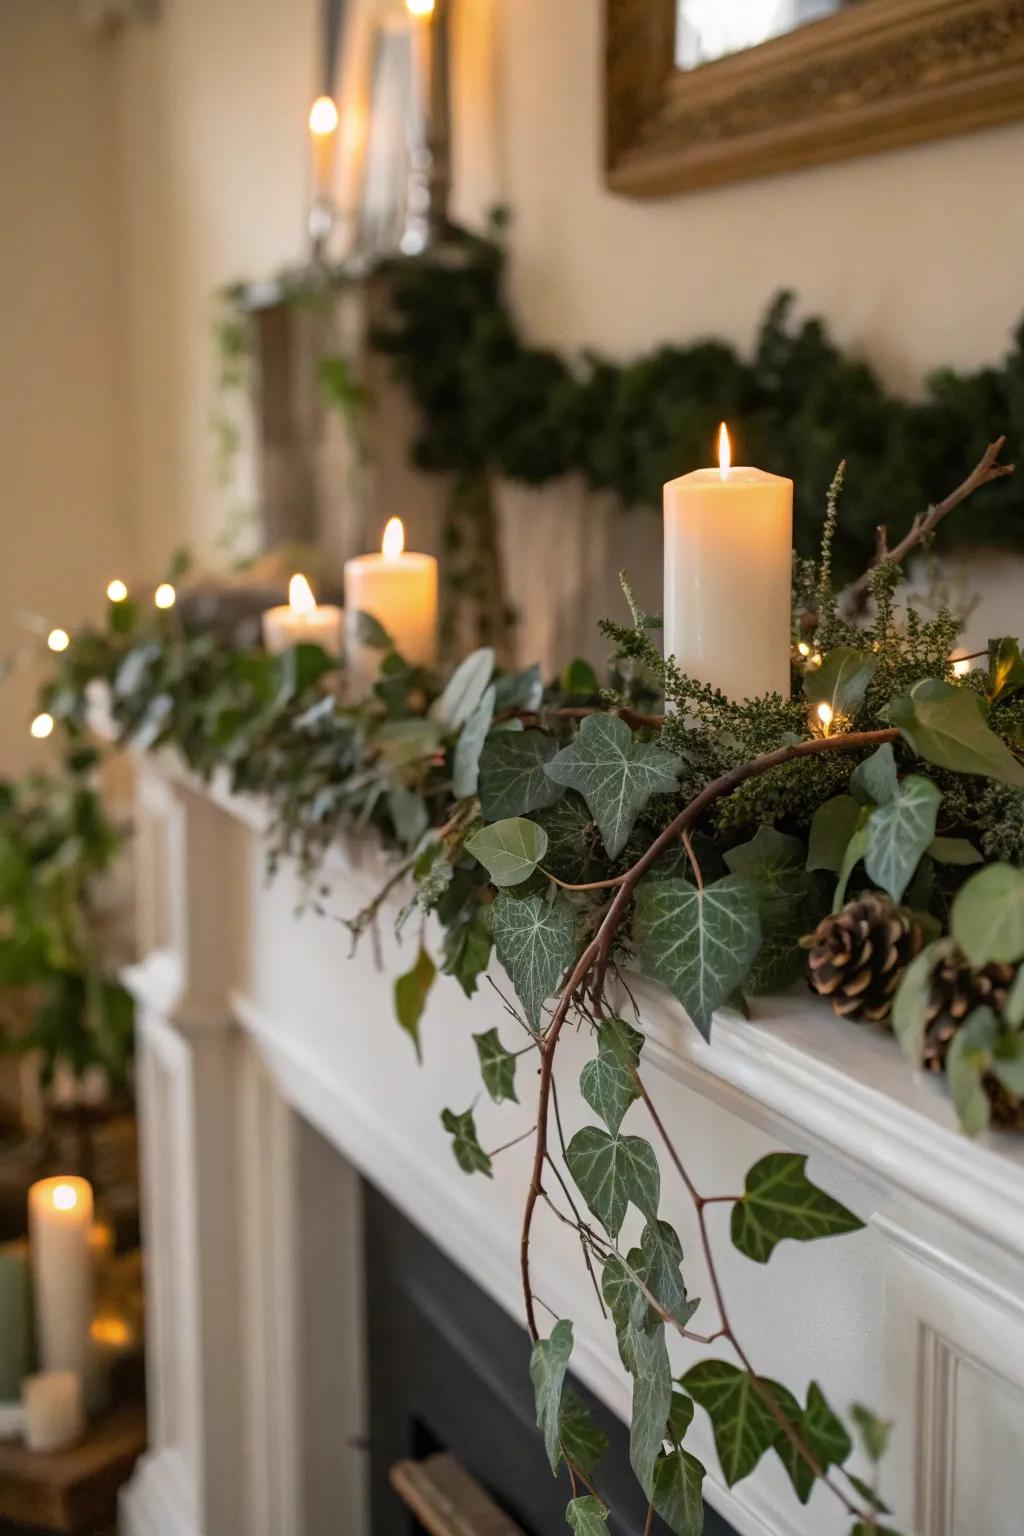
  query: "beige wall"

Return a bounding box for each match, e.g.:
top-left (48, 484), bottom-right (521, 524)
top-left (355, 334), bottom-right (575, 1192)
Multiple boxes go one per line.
top-left (0, 0), bottom-right (132, 771)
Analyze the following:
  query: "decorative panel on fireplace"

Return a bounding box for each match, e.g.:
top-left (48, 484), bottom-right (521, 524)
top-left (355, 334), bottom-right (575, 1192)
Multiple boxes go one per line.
top-left (364, 1183), bottom-right (738, 1536)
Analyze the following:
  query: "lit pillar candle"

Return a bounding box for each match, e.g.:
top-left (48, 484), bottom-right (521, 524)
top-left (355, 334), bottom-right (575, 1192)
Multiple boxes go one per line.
top-left (344, 517), bottom-right (438, 691)
top-left (308, 95), bottom-right (339, 201)
top-left (22, 1371), bottom-right (85, 1452)
top-left (262, 574), bottom-right (344, 657)
top-left (663, 424), bottom-right (792, 701)
top-left (28, 1177), bottom-right (94, 1380)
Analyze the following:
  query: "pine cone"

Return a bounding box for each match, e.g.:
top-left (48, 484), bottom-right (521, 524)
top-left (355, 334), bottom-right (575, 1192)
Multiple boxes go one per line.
top-left (921, 954), bottom-right (1023, 1131)
top-left (801, 893), bottom-right (924, 1025)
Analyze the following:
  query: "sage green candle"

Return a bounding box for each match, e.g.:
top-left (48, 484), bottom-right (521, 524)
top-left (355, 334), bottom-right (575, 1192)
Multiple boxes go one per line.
top-left (0, 1241), bottom-right (32, 1399)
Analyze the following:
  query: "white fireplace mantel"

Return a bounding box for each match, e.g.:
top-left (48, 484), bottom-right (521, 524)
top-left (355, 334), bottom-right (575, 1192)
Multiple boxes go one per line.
top-left (116, 749), bottom-right (1024, 1536)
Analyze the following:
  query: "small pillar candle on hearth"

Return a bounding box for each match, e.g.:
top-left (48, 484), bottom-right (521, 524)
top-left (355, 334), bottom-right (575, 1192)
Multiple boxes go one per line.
top-left (663, 424), bottom-right (792, 701)
top-left (28, 1177), bottom-right (94, 1380)
top-left (344, 518), bottom-right (438, 691)
top-left (262, 575), bottom-right (343, 657)
top-left (22, 1371), bottom-right (85, 1452)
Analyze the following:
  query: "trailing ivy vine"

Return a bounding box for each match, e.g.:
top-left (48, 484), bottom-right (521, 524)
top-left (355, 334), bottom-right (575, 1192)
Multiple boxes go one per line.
top-left (32, 443), bottom-right (1024, 1535)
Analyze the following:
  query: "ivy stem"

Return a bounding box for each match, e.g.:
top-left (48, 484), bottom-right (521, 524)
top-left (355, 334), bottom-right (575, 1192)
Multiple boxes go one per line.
top-left (488, 1123), bottom-right (538, 1159)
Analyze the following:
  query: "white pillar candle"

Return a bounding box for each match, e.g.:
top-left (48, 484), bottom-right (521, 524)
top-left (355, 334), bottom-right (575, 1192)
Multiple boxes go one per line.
top-left (28, 1177), bottom-right (94, 1380)
top-left (22, 1370), bottom-right (85, 1452)
top-left (262, 574), bottom-right (344, 657)
top-left (308, 95), bottom-right (339, 201)
top-left (344, 517), bottom-right (438, 692)
top-left (663, 424), bottom-right (792, 701)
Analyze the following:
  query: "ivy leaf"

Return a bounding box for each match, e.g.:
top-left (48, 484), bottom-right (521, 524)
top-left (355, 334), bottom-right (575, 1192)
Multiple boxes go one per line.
top-left (601, 1255), bottom-right (651, 1374)
top-left (863, 775), bottom-right (941, 902)
top-left (946, 1006), bottom-right (997, 1136)
top-left (679, 1360), bottom-right (781, 1486)
top-left (633, 876), bottom-right (761, 1039)
top-left (989, 636), bottom-right (1024, 703)
top-left (629, 1320), bottom-right (673, 1497)
top-left (493, 662), bottom-right (543, 713)
top-left (629, 1219), bottom-right (693, 1334)
top-left (652, 1445), bottom-right (706, 1536)
top-left (565, 1126), bottom-right (660, 1240)
top-left (668, 1391), bottom-right (695, 1444)
top-left (466, 817), bottom-right (548, 887)
top-left (353, 610), bottom-right (392, 650)
top-left (394, 944), bottom-right (436, 1059)
top-left (891, 939), bottom-right (952, 1062)
top-left (850, 1525), bottom-right (906, 1536)
top-left (473, 1028), bottom-right (519, 1104)
top-left (850, 743), bottom-right (899, 806)
top-left (441, 906), bottom-right (493, 998)
top-left (544, 714), bottom-right (683, 859)
top-left (440, 1106), bottom-right (492, 1177)
top-left (807, 795), bottom-right (863, 873)
top-left (452, 685), bottom-right (496, 799)
top-left (927, 835), bottom-right (982, 866)
top-left (804, 647), bottom-right (876, 718)
top-left (432, 646), bottom-right (495, 729)
top-left (1004, 966), bottom-right (1024, 1028)
top-left (724, 828), bottom-right (822, 993)
top-left (375, 717), bottom-right (444, 767)
top-left (492, 890), bottom-right (576, 1030)
top-left (530, 1319), bottom-right (574, 1475)
top-left (774, 1380), bottom-right (853, 1504)
top-left (850, 1402), bottom-right (892, 1463)
top-left (479, 729), bottom-right (563, 821)
top-left (730, 1153), bottom-right (863, 1264)
top-left (562, 657), bottom-right (600, 695)
top-left (846, 1472), bottom-right (892, 1514)
top-left (566, 1497), bottom-right (608, 1535)
top-left (531, 792), bottom-right (604, 885)
top-left (991, 1032), bottom-right (1024, 1097)
top-left (951, 862), bottom-right (1024, 967)
top-left (579, 1016), bottom-right (644, 1134)
top-left (888, 678), bottom-right (1024, 788)
top-left (559, 1391), bottom-right (609, 1481)
top-left (833, 820), bottom-right (869, 911)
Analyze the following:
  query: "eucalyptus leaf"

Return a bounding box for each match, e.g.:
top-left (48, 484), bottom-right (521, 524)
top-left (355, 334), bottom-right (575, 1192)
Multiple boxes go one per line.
top-left (466, 817), bottom-right (548, 887)
top-left (440, 1106), bottom-right (492, 1177)
top-left (387, 783), bottom-right (428, 849)
top-left (473, 1027), bottom-right (519, 1104)
top-left (479, 729), bottom-right (563, 821)
top-left (432, 646), bottom-right (495, 729)
top-left (375, 717), bottom-right (444, 766)
top-left (579, 1016), bottom-right (644, 1135)
top-left (730, 1153), bottom-right (863, 1264)
top-left (863, 775), bottom-right (941, 902)
top-left (1004, 966), bottom-right (1024, 1028)
top-left (804, 647), bottom-right (876, 718)
top-left (951, 862), bottom-right (1024, 966)
top-left (891, 940), bottom-right (952, 1062)
top-left (545, 713), bottom-right (683, 859)
top-left (565, 1126), bottom-right (660, 1240)
top-left (394, 945), bottom-right (436, 1060)
top-left (991, 1031), bottom-right (1024, 1097)
top-left (452, 684), bottom-right (496, 799)
top-left (633, 875), bottom-right (761, 1038)
top-left (493, 662), bottom-right (543, 713)
top-left (492, 889), bottom-right (576, 1030)
top-left (888, 678), bottom-right (1024, 788)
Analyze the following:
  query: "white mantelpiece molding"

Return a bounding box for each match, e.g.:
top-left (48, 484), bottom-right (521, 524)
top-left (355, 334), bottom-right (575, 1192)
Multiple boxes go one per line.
top-left (116, 748), bottom-right (1024, 1536)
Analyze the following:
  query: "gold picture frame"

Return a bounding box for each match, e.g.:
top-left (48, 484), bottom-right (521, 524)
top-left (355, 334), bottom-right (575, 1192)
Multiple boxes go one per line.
top-left (606, 0), bottom-right (1024, 197)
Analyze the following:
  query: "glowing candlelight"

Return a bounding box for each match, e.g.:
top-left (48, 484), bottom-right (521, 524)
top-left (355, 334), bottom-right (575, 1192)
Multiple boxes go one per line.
top-left (344, 518), bottom-right (438, 691)
top-left (262, 573), bottom-right (343, 657)
top-left (28, 1177), bottom-right (94, 1381)
top-left (106, 579), bottom-right (128, 603)
top-left (154, 582), bottom-right (176, 610)
top-left (309, 95), bottom-right (339, 201)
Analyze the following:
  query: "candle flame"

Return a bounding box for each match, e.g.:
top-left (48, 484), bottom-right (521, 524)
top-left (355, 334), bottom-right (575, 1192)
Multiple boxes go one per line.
top-left (382, 517), bottom-right (405, 560)
top-left (52, 1183), bottom-right (79, 1211)
top-left (288, 573), bottom-right (317, 616)
top-left (309, 96), bottom-right (339, 136)
top-left (406, 0), bottom-right (435, 14)
top-left (816, 702), bottom-right (834, 733)
top-left (718, 422), bottom-right (731, 479)
top-left (951, 656), bottom-right (971, 678)
top-left (92, 1315), bottom-right (132, 1347)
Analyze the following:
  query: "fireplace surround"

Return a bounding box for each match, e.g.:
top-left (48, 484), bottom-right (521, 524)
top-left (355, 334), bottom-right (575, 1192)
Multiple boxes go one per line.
top-left (116, 750), bottom-right (1024, 1536)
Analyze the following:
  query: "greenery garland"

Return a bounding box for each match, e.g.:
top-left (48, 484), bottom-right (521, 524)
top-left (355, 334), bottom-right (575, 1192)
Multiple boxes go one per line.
top-left (22, 444), bottom-right (1024, 1536)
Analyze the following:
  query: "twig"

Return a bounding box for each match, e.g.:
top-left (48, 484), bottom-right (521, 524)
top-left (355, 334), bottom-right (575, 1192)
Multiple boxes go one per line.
top-left (681, 829), bottom-right (703, 892)
top-left (845, 436), bottom-right (1014, 604)
top-left (488, 1123), bottom-right (538, 1158)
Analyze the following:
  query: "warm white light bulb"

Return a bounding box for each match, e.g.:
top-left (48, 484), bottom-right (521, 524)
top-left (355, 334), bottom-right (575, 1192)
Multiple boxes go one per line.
top-left (106, 579), bottom-right (128, 603)
top-left (47, 628), bottom-right (70, 653)
top-left (52, 1182), bottom-right (78, 1211)
top-left (288, 573), bottom-right (317, 616)
top-left (406, 0), bottom-right (435, 15)
top-left (816, 702), bottom-right (834, 731)
top-left (718, 421), bottom-right (731, 480)
top-left (797, 641), bottom-right (810, 658)
top-left (308, 96), bottom-right (339, 136)
top-left (382, 517), bottom-right (405, 560)
top-left (30, 713), bottom-right (54, 740)
top-left (154, 583), bottom-right (176, 610)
